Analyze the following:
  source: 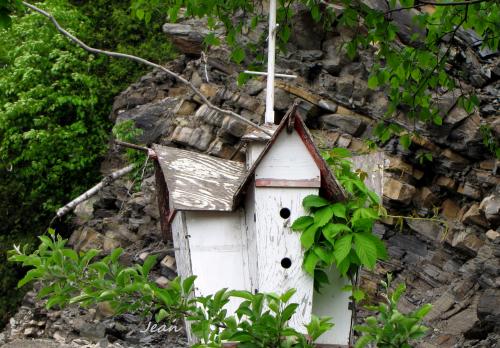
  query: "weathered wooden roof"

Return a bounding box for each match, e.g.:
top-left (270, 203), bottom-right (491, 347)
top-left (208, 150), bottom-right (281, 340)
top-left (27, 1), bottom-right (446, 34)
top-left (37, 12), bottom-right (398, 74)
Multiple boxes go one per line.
top-left (153, 145), bottom-right (246, 211)
top-left (154, 104), bottom-right (346, 212)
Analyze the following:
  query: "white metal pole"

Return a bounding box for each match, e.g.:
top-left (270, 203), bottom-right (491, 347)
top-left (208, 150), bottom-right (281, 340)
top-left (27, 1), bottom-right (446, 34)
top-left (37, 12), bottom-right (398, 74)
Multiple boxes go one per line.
top-left (265, 0), bottom-right (277, 124)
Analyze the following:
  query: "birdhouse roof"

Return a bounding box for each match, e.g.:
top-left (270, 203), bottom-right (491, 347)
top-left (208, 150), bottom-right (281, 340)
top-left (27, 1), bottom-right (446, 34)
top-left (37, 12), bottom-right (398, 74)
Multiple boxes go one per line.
top-left (233, 105), bottom-right (346, 204)
top-left (153, 145), bottom-right (247, 211)
top-left (153, 105), bottom-right (346, 213)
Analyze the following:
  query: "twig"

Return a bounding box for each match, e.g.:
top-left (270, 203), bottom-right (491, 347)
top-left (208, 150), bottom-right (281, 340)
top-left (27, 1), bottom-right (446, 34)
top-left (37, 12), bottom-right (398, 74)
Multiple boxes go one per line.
top-left (115, 140), bottom-right (149, 152)
top-left (21, 1), bottom-right (272, 136)
top-left (55, 164), bottom-right (136, 219)
top-left (419, 0), bottom-right (491, 6)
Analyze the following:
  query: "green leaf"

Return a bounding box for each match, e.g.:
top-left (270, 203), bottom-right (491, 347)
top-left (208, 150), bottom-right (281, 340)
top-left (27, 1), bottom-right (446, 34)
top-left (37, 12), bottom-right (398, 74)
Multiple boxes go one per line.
top-left (368, 75), bottom-right (379, 89)
top-left (400, 134), bottom-right (411, 150)
top-left (314, 206), bottom-right (334, 227)
top-left (303, 195), bottom-right (330, 209)
top-left (281, 303), bottom-right (299, 322)
top-left (313, 246), bottom-right (334, 264)
top-left (330, 203), bottom-right (347, 219)
top-left (280, 288), bottom-right (296, 303)
top-left (354, 233), bottom-right (378, 269)
top-left (155, 308), bottom-right (169, 322)
top-left (18, 269), bottom-right (44, 288)
top-left (413, 303), bottom-right (432, 319)
top-left (433, 115), bottom-right (443, 126)
top-left (182, 275), bottom-right (197, 295)
top-left (333, 234), bottom-right (352, 264)
top-left (304, 252), bottom-right (320, 275)
top-left (231, 47), bottom-right (246, 64)
top-left (142, 255), bottom-right (158, 276)
top-left (323, 223), bottom-right (351, 245)
top-left (354, 334), bottom-right (374, 348)
top-left (301, 224), bottom-right (318, 249)
top-left (291, 216), bottom-right (314, 231)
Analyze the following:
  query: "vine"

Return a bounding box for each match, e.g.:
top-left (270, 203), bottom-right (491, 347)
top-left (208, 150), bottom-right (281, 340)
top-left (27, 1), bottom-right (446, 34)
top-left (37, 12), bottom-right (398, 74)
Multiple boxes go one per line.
top-left (291, 148), bottom-right (388, 290)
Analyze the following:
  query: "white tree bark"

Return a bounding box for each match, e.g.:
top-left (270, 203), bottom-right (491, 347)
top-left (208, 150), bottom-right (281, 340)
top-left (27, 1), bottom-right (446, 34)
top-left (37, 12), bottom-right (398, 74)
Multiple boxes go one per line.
top-left (56, 164), bottom-right (135, 218)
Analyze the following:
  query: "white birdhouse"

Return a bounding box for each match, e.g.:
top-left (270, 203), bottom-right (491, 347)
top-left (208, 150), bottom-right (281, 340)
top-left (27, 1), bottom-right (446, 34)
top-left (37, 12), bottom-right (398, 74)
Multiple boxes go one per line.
top-left (152, 107), bottom-right (372, 347)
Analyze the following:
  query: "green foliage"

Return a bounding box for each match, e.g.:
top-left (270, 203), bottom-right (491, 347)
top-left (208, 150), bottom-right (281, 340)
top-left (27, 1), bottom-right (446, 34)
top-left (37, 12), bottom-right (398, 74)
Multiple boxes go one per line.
top-left (0, 0), bottom-right (174, 323)
top-left (10, 231), bottom-right (333, 347)
top-left (129, 0), bottom-right (499, 156)
top-left (354, 275), bottom-right (432, 348)
top-left (291, 148), bottom-right (387, 290)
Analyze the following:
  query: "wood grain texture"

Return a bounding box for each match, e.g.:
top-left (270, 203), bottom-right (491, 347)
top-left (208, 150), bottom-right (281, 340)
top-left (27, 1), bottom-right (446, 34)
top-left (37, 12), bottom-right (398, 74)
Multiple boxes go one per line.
top-left (154, 161), bottom-right (172, 242)
top-left (170, 212), bottom-right (197, 344)
top-left (254, 187), bottom-right (316, 333)
top-left (153, 145), bottom-right (247, 211)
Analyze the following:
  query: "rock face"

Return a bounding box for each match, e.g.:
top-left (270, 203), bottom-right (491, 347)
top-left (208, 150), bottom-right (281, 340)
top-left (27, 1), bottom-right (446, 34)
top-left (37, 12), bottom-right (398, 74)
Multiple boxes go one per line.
top-left (3, 5), bottom-right (500, 348)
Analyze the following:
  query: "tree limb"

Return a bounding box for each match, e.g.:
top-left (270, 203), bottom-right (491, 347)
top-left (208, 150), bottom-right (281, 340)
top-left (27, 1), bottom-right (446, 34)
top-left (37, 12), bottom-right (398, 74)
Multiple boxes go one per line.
top-left (55, 164), bottom-right (136, 218)
top-left (21, 1), bottom-right (273, 136)
top-left (418, 0), bottom-right (492, 6)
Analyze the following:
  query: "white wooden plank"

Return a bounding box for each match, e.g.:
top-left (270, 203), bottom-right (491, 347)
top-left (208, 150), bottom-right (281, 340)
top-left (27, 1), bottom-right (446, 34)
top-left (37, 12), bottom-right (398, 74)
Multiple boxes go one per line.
top-left (255, 130), bottom-right (320, 182)
top-left (350, 152), bottom-right (384, 197)
top-left (186, 210), bottom-right (251, 315)
top-left (243, 184), bottom-right (259, 294)
top-left (153, 145), bottom-right (246, 211)
top-left (171, 212), bottom-right (197, 344)
top-left (254, 187), bottom-right (316, 332)
top-left (246, 142), bottom-right (266, 170)
top-left (312, 267), bottom-right (352, 346)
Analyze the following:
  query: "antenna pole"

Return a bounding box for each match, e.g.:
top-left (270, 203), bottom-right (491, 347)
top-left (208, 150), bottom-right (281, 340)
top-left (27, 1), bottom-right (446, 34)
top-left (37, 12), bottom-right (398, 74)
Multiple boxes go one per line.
top-left (265, 0), bottom-right (277, 124)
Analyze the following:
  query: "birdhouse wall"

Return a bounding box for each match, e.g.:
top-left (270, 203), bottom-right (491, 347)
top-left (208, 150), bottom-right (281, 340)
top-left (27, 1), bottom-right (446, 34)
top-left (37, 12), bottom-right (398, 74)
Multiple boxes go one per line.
top-left (246, 142), bottom-right (266, 169)
top-left (253, 186), bottom-right (317, 332)
top-left (178, 210), bottom-right (252, 314)
top-left (254, 130), bottom-right (320, 186)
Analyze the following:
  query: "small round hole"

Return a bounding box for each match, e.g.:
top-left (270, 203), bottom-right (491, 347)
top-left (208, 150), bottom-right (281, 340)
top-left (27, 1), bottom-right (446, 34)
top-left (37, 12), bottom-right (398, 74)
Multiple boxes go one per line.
top-left (280, 208), bottom-right (291, 219)
top-left (281, 257), bottom-right (292, 269)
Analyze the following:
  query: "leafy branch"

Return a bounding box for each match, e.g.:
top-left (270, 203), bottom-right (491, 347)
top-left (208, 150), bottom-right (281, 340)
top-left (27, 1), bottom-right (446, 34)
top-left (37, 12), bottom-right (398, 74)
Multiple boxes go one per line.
top-left (20, 1), bottom-right (272, 136)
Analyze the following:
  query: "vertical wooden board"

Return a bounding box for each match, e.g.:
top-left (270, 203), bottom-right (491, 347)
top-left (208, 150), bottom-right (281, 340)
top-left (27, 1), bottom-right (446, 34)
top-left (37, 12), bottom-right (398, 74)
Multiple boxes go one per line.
top-left (255, 130), bottom-right (320, 181)
top-left (350, 152), bottom-right (385, 197)
top-left (171, 212), bottom-right (197, 344)
top-left (246, 142), bottom-right (266, 170)
top-left (243, 184), bottom-right (259, 293)
top-left (312, 267), bottom-right (352, 346)
top-left (186, 210), bottom-right (251, 315)
top-left (254, 187), bottom-right (317, 332)
top-left (312, 151), bottom-right (385, 346)
top-left (171, 212), bottom-right (192, 281)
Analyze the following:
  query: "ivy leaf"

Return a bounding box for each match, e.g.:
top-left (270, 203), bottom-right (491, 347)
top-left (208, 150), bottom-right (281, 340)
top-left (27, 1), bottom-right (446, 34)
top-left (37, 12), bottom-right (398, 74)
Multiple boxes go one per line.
top-left (291, 216), bottom-right (314, 231)
top-left (313, 246), bottom-right (334, 264)
top-left (314, 206), bottom-right (334, 227)
top-left (323, 223), bottom-right (351, 246)
top-left (304, 252), bottom-right (320, 276)
top-left (303, 195), bottom-right (331, 209)
top-left (433, 115), bottom-right (443, 126)
top-left (301, 224), bottom-right (318, 249)
top-left (354, 233), bottom-right (378, 269)
top-left (333, 234), bottom-right (352, 265)
top-left (330, 203), bottom-right (347, 219)
top-left (400, 134), bottom-right (411, 150)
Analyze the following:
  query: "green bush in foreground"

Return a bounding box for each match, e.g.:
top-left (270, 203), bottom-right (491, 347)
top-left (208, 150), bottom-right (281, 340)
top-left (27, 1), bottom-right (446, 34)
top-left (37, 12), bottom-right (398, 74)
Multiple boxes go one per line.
top-left (9, 231), bottom-right (431, 347)
top-left (0, 0), bottom-right (174, 324)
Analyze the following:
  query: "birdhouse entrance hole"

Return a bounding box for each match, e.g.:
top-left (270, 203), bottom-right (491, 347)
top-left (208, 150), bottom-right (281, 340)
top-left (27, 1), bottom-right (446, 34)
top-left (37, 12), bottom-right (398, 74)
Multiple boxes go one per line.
top-left (281, 257), bottom-right (292, 269)
top-left (280, 207), bottom-right (291, 219)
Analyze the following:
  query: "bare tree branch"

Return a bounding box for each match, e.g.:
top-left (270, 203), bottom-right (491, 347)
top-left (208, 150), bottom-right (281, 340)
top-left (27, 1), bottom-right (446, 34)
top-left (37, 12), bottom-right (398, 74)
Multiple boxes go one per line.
top-left (21, 1), bottom-right (273, 136)
top-left (418, 0), bottom-right (492, 6)
top-left (55, 164), bottom-right (136, 219)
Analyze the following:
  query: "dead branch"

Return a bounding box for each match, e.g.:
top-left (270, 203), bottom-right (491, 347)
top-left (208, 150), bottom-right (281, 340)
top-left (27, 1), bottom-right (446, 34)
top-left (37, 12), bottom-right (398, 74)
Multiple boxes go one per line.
top-left (115, 140), bottom-right (149, 152)
top-left (21, 1), bottom-right (272, 136)
top-left (55, 164), bottom-right (135, 218)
